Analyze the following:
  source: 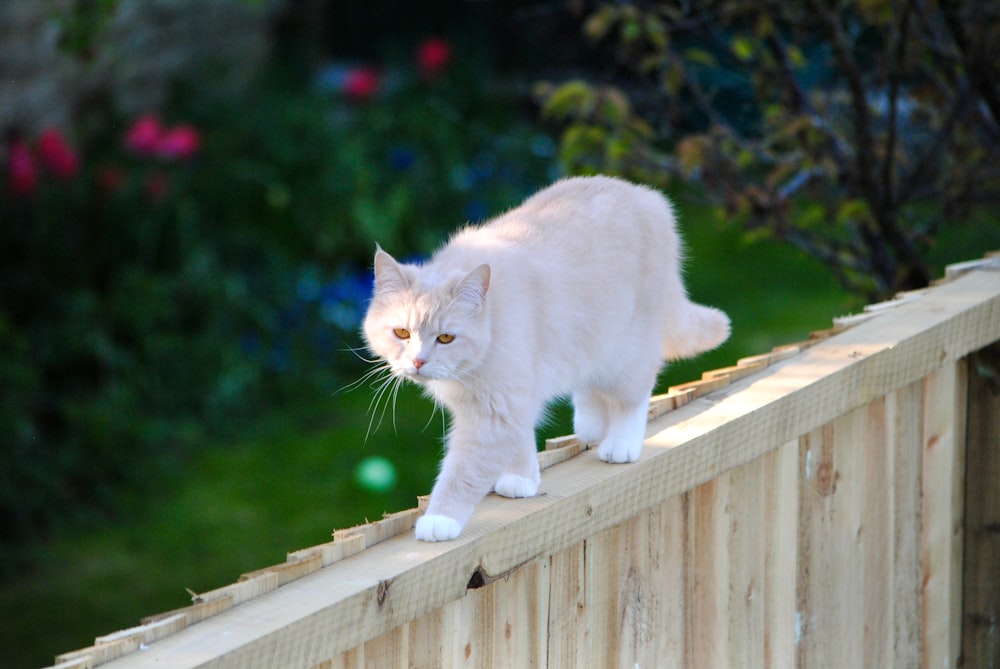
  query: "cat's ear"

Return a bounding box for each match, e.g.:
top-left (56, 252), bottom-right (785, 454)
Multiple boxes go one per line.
top-left (454, 264), bottom-right (490, 311)
top-left (373, 247), bottom-right (410, 295)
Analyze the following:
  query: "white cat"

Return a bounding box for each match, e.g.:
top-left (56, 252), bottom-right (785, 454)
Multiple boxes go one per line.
top-left (362, 176), bottom-right (729, 541)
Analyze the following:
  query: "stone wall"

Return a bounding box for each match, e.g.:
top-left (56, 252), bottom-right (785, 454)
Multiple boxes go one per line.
top-left (0, 0), bottom-right (273, 134)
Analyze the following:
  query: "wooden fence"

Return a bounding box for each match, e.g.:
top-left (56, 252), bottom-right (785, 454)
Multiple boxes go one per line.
top-left (50, 256), bottom-right (1000, 669)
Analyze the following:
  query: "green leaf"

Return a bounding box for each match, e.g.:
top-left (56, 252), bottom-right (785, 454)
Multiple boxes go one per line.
top-left (731, 36), bottom-right (755, 62)
top-left (787, 45), bottom-right (807, 69)
top-left (621, 17), bottom-right (642, 45)
top-left (353, 197), bottom-right (396, 245)
top-left (540, 80), bottom-right (597, 121)
top-left (559, 124), bottom-right (607, 167)
top-left (643, 14), bottom-right (668, 49)
top-left (684, 48), bottom-right (717, 68)
top-left (583, 6), bottom-right (619, 42)
top-left (836, 199), bottom-right (871, 224)
top-left (677, 136), bottom-right (707, 176)
top-left (597, 88), bottom-right (632, 125)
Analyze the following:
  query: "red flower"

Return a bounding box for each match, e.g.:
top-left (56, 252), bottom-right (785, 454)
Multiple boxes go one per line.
top-left (125, 114), bottom-right (164, 155)
top-left (416, 37), bottom-right (452, 78)
top-left (96, 164), bottom-right (126, 194)
top-left (6, 139), bottom-right (37, 197)
top-left (37, 127), bottom-right (79, 179)
top-left (145, 171), bottom-right (170, 202)
top-left (343, 68), bottom-right (381, 101)
top-left (155, 125), bottom-right (201, 160)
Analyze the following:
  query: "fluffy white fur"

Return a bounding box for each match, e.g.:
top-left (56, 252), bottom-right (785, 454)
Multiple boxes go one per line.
top-left (362, 176), bottom-right (730, 541)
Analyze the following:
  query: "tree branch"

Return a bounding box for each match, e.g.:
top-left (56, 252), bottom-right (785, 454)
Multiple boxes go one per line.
top-left (939, 2), bottom-right (1000, 133)
top-left (808, 0), bottom-right (930, 291)
top-left (882, 2), bottom-right (913, 213)
top-left (807, 0), bottom-right (881, 199)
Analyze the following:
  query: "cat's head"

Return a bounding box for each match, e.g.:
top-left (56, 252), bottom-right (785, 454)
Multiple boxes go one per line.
top-left (362, 248), bottom-right (491, 382)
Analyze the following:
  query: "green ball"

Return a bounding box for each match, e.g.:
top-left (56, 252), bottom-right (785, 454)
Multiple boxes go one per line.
top-left (354, 456), bottom-right (398, 492)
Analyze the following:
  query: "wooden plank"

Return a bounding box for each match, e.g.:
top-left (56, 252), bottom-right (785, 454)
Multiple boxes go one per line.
top-left (544, 541), bottom-right (587, 667)
top-left (617, 496), bottom-right (685, 669)
top-left (648, 388), bottom-right (695, 420)
top-left (91, 269), bottom-right (1000, 669)
top-left (944, 255), bottom-right (1000, 280)
top-left (724, 454), bottom-right (766, 669)
top-left (796, 408), bottom-right (867, 669)
top-left (689, 475), bottom-right (728, 668)
top-left (538, 436), bottom-right (585, 470)
top-left (583, 522), bottom-right (623, 667)
top-left (861, 397), bottom-right (892, 668)
top-left (644, 494), bottom-right (687, 669)
top-left (921, 362), bottom-right (967, 669)
top-left (491, 557), bottom-right (547, 668)
top-left (55, 614), bottom-right (188, 666)
top-left (889, 380), bottom-right (924, 666)
top-left (360, 623), bottom-right (406, 669)
top-left (735, 345), bottom-right (802, 369)
top-left (332, 507), bottom-right (421, 549)
top-left (461, 577), bottom-right (493, 668)
top-left (762, 440), bottom-right (798, 669)
top-left (239, 551), bottom-right (322, 587)
top-left (287, 533), bottom-right (366, 567)
top-left (962, 343), bottom-right (1000, 668)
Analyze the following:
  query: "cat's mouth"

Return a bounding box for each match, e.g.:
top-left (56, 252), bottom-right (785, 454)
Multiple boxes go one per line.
top-left (401, 366), bottom-right (431, 381)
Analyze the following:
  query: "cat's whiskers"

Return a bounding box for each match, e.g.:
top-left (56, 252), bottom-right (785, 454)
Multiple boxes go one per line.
top-left (421, 396), bottom-right (448, 435)
top-left (337, 362), bottom-right (391, 395)
top-left (343, 344), bottom-right (380, 365)
top-left (364, 368), bottom-right (401, 441)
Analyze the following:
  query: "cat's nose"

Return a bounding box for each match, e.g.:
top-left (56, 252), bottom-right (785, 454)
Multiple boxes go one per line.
top-left (412, 358), bottom-right (427, 370)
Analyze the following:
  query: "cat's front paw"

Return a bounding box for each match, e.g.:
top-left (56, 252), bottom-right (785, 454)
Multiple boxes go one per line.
top-left (597, 438), bottom-right (642, 464)
top-left (494, 473), bottom-right (539, 498)
top-left (414, 513), bottom-right (463, 542)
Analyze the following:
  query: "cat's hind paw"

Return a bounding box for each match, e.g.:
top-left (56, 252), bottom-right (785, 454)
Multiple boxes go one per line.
top-left (415, 513), bottom-right (463, 542)
top-left (597, 438), bottom-right (642, 464)
top-left (494, 473), bottom-right (539, 499)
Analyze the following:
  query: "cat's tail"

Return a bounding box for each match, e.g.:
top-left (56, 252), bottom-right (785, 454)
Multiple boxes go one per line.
top-left (662, 302), bottom-right (731, 360)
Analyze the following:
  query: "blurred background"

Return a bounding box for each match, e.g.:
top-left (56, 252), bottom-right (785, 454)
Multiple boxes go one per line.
top-left (1, 1), bottom-right (997, 666)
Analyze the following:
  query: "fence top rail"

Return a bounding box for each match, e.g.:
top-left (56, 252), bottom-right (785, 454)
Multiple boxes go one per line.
top-left (51, 256), bottom-right (1000, 669)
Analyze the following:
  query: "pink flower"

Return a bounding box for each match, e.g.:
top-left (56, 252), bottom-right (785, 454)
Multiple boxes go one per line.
top-left (343, 68), bottom-right (381, 101)
top-left (124, 114), bottom-right (202, 161)
top-left (6, 139), bottom-right (37, 197)
top-left (125, 114), bottom-right (164, 155)
top-left (154, 125), bottom-right (201, 160)
top-left (37, 127), bottom-right (79, 179)
top-left (416, 37), bottom-right (452, 78)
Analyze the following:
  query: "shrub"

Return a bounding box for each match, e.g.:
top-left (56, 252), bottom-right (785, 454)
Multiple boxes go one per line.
top-left (0, 42), bottom-right (553, 548)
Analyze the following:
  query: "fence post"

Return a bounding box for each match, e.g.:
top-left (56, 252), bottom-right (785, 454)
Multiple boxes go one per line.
top-left (962, 342), bottom-right (1000, 668)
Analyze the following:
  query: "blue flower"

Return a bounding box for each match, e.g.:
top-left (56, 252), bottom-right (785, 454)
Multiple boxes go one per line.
top-left (267, 339), bottom-right (290, 372)
top-left (239, 331), bottom-right (263, 357)
top-left (389, 145), bottom-right (418, 171)
top-left (296, 270), bottom-right (322, 302)
top-left (319, 269), bottom-right (374, 330)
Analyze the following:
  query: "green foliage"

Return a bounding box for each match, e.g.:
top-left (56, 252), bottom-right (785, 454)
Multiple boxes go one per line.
top-left (52, 0), bottom-right (121, 58)
top-left (536, 0), bottom-right (1000, 299)
top-left (0, 187), bottom-right (861, 669)
top-left (535, 80), bottom-right (658, 183)
top-left (0, 54), bottom-right (552, 549)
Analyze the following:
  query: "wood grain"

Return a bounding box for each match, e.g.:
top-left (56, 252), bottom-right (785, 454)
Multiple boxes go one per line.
top-left (51, 266), bottom-right (999, 669)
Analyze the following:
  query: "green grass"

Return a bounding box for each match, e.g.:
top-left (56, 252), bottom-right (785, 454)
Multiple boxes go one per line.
top-left (5, 194), bottom-right (998, 668)
top-left (0, 388), bottom-right (445, 669)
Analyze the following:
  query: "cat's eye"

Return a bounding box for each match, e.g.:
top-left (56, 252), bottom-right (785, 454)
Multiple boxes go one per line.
top-left (436, 333), bottom-right (455, 344)
top-left (393, 328), bottom-right (411, 340)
